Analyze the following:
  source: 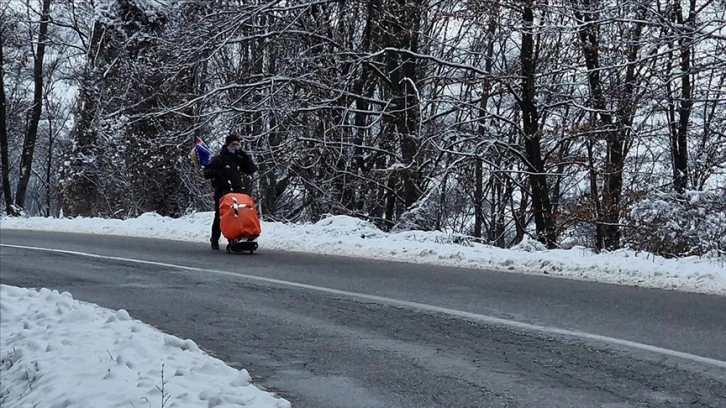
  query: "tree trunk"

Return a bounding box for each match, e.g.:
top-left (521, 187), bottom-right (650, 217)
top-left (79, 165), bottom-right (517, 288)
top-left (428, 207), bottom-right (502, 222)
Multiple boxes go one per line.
top-left (352, 0), bottom-right (379, 216)
top-left (494, 175), bottom-right (506, 247)
top-left (512, 183), bottom-right (529, 246)
top-left (16, 0), bottom-right (51, 210)
top-left (397, 0), bottom-right (423, 208)
top-left (587, 135), bottom-right (603, 249)
top-left (520, 2), bottom-right (557, 248)
top-left (384, 172), bottom-right (397, 229)
top-left (382, 0), bottom-right (423, 213)
top-left (671, 0), bottom-right (695, 195)
top-left (0, 27), bottom-right (18, 215)
top-left (572, 0), bottom-right (643, 250)
top-left (45, 114), bottom-right (53, 216)
top-left (602, 131), bottom-right (623, 249)
top-left (475, 6), bottom-right (498, 239)
top-left (474, 158), bottom-right (483, 238)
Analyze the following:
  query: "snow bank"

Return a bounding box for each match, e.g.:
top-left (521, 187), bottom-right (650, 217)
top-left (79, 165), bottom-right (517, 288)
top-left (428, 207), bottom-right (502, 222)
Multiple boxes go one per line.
top-left (1, 213), bottom-right (724, 295)
top-left (0, 284), bottom-right (291, 408)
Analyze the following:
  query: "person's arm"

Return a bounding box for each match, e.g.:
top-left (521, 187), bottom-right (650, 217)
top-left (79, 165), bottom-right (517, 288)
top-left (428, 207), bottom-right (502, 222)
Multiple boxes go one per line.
top-left (236, 151), bottom-right (258, 175)
top-left (203, 155), bottom-right (223, 180)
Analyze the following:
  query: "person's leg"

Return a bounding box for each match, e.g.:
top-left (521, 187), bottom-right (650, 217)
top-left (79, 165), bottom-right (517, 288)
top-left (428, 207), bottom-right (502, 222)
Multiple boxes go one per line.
top-left (210, 195), bottom-right (221, 249)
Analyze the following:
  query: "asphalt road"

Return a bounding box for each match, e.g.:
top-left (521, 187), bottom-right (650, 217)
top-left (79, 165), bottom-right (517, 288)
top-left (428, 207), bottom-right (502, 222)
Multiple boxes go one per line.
top-left (1, 229), bottom-right (725, 408)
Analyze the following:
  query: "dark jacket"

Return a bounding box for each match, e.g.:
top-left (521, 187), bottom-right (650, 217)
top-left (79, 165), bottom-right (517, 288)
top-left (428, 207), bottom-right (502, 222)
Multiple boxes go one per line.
top-left (203, 148), bottom-right (257, 198)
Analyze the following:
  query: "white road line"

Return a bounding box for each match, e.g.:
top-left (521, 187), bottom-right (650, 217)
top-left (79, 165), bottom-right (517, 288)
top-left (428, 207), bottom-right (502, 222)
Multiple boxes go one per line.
top-left (3, 243), bottom-right (726, 370)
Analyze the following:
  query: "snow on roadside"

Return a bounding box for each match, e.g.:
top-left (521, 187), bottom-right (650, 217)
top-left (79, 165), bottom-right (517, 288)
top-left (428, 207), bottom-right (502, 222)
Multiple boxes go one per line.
top-left (1, 213), bottom-right (724, 295)
top-left (0, 284), bottom-right (291, 408)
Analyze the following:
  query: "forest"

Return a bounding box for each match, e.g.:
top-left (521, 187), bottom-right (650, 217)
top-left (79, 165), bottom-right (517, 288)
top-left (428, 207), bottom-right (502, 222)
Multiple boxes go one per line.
top-left (1, 0), bottom-right (724, 257)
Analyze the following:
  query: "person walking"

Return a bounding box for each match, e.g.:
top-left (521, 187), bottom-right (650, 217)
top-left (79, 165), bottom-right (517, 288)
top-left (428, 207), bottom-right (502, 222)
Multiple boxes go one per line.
top-left (203, 133), bottom-right (257, 250)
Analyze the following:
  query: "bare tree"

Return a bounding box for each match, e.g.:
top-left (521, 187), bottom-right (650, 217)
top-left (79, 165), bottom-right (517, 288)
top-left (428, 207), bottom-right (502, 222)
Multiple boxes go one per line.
top-left (6, 0), bottom-right (715, 257)
top-left (15, 0), bottom-right (51, 210)
top-left (570, 0), bottom-right (649, 250)
top-left (0, 10), bottom-right (17, 215)
top-left (517, 0), bottom-right (557, 248)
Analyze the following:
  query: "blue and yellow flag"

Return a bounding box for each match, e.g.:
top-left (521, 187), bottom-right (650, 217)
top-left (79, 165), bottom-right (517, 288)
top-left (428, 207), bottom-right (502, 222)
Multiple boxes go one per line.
top-left (190, 136), bottom-right (211, 168)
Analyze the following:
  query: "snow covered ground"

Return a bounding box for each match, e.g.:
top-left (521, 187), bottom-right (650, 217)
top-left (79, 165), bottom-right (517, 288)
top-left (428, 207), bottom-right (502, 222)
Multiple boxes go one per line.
top-left (0, 284), bottom-right (291, 408)
top-left (1, 212), bottom-right (725, 407)
top-left (2, 212), bottom-right (725, 295)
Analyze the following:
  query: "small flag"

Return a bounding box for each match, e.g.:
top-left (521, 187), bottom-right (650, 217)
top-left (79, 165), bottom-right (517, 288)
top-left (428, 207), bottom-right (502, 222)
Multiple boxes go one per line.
top-left (190, 136), bottom-right (211, 167)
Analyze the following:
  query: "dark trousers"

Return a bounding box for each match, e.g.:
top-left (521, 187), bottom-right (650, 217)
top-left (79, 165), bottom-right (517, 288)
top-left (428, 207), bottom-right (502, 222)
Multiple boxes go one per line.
top-left (211, 194), bottom-right (222, 243)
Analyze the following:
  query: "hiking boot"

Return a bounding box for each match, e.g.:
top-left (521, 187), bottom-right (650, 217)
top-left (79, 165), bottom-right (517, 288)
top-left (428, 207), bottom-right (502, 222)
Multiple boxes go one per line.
top-left (210, 241), bottom-right (220, 250)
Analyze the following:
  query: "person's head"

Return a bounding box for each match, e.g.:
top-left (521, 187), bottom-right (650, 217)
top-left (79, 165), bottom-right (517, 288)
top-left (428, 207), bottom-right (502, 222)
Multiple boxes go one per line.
top-left (225, 134), bottom-right (241, 154)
